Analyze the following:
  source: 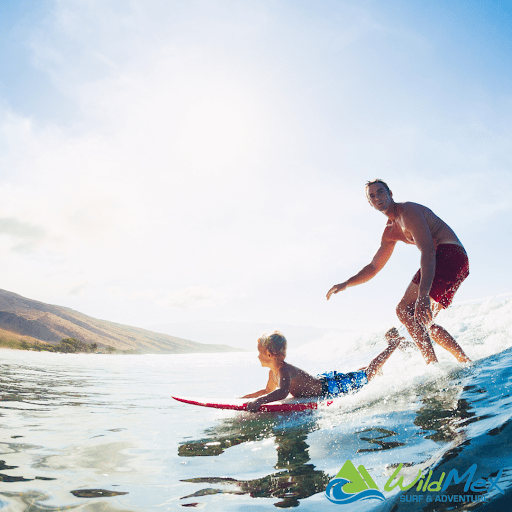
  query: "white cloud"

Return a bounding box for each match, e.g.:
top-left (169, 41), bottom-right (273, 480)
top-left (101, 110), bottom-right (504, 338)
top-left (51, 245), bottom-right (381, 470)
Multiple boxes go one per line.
top-left (157, 286), bottom-right (227, 310)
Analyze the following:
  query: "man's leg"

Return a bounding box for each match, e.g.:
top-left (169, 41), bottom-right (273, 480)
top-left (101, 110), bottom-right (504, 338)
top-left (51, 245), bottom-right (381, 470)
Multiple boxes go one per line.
top-left (396, 281), bottom-right (438, 364)
top-left (428, 302), bottom-right (471, 363)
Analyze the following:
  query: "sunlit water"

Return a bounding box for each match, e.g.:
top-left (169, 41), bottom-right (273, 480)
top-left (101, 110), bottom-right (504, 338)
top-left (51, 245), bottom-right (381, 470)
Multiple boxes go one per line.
top-left (1, 296), bottom-right (512, 511)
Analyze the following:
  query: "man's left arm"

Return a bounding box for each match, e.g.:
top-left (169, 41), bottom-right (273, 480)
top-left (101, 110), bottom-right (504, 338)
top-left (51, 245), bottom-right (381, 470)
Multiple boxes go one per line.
top-left (401, 204), bottom-right (436, 325)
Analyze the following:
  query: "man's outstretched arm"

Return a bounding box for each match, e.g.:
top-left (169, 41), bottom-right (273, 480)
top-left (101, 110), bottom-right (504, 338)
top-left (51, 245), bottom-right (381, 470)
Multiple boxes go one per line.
top-left (327, 239), bottom-right (396, 300)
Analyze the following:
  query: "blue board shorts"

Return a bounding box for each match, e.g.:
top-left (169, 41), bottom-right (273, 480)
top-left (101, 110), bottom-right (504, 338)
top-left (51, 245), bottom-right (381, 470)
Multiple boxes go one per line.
top-left (318, 370), bottom-right (368, 397)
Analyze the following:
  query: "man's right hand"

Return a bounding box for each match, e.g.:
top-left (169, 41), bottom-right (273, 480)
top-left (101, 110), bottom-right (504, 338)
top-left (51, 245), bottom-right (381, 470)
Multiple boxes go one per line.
top-left (414, 295), bottom-right (433, 327)
top-left (326, 282), bottom-right (348, 300)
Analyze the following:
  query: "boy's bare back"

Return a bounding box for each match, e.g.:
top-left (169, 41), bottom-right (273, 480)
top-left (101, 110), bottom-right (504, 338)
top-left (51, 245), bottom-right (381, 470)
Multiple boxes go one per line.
top-left (270, 362), bottom-right (323, 398)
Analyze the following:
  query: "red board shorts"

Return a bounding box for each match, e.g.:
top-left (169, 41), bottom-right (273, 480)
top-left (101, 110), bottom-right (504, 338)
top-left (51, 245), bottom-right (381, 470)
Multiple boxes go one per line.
top-left (412, 244), bottom-right (469, 308)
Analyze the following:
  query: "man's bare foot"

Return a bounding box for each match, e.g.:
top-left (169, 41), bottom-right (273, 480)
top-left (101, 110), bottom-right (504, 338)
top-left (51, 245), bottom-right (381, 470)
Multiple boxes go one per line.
top-left (385, 327), bottom-right (400, 342)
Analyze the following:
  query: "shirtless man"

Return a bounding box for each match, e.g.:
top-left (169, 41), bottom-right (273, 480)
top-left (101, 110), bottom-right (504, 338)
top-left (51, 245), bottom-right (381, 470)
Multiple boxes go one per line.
top-left (326, 179), bottom-right (470, 365)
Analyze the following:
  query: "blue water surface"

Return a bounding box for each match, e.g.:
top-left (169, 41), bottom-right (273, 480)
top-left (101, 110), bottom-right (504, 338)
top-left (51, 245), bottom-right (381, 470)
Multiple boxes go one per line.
top-left (0, 322), bottom-right (512, 511)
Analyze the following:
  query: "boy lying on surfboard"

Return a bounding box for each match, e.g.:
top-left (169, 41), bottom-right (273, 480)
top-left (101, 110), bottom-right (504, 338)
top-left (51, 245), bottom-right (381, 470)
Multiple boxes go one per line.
top-left (242, 328), bottom-right (404, 412)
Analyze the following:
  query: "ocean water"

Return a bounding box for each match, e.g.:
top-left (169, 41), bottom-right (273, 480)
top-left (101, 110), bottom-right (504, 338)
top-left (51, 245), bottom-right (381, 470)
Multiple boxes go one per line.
top-left (1, 295), bottom-right (512, 511)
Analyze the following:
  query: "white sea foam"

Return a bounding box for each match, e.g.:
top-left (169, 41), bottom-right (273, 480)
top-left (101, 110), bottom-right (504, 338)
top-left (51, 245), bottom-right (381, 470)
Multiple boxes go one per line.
top-left (292, 294), bottom-right (512, 367)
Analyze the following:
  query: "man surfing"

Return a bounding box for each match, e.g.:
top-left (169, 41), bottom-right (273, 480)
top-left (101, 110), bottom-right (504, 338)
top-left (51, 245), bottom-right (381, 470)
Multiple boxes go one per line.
top-left (326, 179), bottom-right (470, 365)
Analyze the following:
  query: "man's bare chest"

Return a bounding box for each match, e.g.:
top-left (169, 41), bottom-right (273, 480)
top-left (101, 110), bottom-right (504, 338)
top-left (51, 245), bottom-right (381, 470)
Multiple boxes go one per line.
top-left (385, 220), bottom-right (415, 245)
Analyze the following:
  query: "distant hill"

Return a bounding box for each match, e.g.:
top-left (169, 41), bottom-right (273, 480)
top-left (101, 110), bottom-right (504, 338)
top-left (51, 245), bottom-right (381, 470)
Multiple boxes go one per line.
top-left (0, 289), bottom-right (242, 354)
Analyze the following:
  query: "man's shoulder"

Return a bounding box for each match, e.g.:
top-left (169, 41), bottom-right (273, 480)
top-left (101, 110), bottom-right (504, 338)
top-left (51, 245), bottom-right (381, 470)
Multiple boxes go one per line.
top-left (399, 202), bottom-right (430, 219)
top-left (400, 201), bottom-right (424, 211)
top-left (381, 220), bottom-right (400, 242)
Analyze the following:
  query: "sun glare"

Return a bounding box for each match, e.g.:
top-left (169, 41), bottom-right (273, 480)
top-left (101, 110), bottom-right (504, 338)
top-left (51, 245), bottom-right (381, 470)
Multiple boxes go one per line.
top-left (177, 91), bottom-right (262, 168)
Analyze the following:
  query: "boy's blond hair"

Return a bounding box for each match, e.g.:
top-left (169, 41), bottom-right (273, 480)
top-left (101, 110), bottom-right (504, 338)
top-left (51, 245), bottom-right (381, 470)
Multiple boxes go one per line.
top-left (258, 331), bottom-right (287, 360)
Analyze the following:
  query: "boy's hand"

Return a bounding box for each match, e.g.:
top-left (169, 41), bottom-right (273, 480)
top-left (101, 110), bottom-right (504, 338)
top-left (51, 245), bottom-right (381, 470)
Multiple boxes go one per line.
top-left (246, 399), bottom-right (262, 412)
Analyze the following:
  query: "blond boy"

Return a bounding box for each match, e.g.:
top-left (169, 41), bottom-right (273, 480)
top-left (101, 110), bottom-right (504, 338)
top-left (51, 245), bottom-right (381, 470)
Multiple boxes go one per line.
top-left (242, 328), bottom-right (403, 412)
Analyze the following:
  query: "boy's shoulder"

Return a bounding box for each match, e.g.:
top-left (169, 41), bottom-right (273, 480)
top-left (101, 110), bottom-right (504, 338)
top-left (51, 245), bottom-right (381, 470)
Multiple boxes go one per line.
top-left (283, 361), bottom-right (315, 378)
top-left (272, 361), bottom-right (296, 377)
top-left (282, 361), bottom-right (298, 372)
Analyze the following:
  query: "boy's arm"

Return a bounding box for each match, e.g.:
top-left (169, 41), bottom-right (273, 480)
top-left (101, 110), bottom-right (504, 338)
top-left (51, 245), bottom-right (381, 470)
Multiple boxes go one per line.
top-left (246, 366), bottom-right (291, 412)
top-left (241, 389), bottom-right (267, 399)
top-left (241, 371), bottom-right (275, 399)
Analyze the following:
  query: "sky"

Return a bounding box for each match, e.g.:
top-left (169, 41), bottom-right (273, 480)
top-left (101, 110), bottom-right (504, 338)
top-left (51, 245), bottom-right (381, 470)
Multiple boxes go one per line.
top-left (0, 0), bottom-right (511, 344)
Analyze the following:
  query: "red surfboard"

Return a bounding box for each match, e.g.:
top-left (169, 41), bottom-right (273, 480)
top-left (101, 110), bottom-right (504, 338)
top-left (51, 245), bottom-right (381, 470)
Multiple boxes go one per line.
top-left (172, 395), bottom-right (334, 412)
